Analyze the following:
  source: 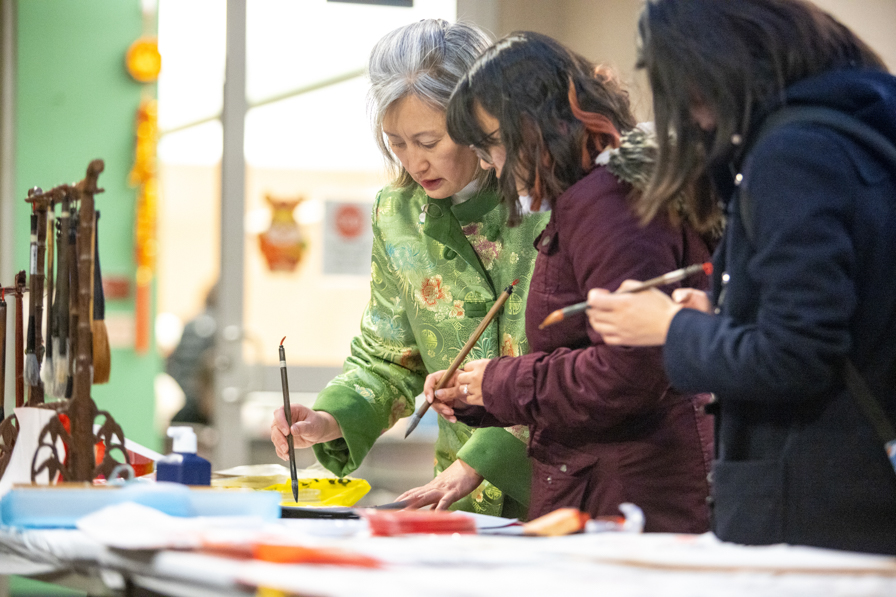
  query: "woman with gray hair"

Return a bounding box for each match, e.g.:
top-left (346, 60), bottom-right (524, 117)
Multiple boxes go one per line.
top-left (271, 19), bottom-right (547, 517)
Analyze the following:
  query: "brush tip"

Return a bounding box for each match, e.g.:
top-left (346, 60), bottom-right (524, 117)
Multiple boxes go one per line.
top-left (512, 279), bottom-right (519, 286)
top-left (280, 336), bottom-right (286, 346)
top-left (538, 310), bottom-right (563, 329)
top-left (702, 262), bottom-right (713, 276)
top-left (404, 413), bottom-right (420, 438)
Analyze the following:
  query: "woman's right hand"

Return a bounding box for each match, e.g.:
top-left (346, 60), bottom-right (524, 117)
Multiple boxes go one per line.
top-left (422, 369), bottom-right (460, 423)
top-left (270, 404), bottom-right (343, 460)
top-left (671, 288), bottom-right (712, 313)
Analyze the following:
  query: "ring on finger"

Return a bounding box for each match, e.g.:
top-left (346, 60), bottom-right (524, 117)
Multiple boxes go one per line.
top-left (462, 384), bottom-right (468, 395)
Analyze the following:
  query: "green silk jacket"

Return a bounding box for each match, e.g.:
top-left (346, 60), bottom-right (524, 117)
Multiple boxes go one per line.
top-left (312, 182), bottom-right (547, 517)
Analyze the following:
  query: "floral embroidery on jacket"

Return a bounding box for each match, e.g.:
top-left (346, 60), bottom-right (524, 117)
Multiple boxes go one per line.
top-left (419, 275), bottom-right (452, 310)
top-left (461, 223), bottom-right (503, 270)
top-left (449, 300), bottom-right (465, 318)
top-left (501, 333), bottom-right (517, 357)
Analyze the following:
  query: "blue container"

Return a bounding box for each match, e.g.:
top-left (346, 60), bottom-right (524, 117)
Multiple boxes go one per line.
top-left (156, 452), bottom-right (212, 485)
top-left (156, 426), bottom-right (211, 486)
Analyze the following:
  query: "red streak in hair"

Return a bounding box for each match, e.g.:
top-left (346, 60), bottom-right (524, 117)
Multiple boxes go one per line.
top-left (567, 80), bottom-right (621, 171)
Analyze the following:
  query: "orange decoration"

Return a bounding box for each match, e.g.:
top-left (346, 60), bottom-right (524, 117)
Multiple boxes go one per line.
top-left (258, 195), bottom-right (307, 272)
top-left (126, 37), bottom-right (161, 83)
top-left (129, 99), bottom-right (158, 353)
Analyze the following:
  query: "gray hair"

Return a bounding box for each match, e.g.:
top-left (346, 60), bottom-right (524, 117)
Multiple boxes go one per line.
top-left (368, 19), bottom-right (493, 188)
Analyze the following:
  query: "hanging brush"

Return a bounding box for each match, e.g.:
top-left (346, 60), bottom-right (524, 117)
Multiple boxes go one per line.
top-left (0, 288), bottom-right (7, 421)
top-left (24, 212), bottom-right (40, 388)
top-left (14, 270), bottom-right (26, 408)
top-left (26, 190), bottom-right (49, 406)
top-left (64, 208), bottom-right (79, 399)
top-left (91, 211), bottom-right (110, 384)
top-left (54, 193), bottom-right (72, 392)
top-left (41, 205), bottom-right (57, 396)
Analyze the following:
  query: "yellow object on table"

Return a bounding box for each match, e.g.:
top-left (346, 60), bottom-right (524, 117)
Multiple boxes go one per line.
top-left (264, 477), bottom-right (371, 508)
top-left (212, 465), bottom-right (370, 508)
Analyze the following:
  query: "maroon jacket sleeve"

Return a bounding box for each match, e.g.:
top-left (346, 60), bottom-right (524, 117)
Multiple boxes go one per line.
top-left (481, 170), bottom-right (691, 438)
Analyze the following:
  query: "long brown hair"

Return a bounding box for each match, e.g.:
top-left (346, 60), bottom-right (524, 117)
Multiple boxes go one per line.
top-left (447, 31), bottom-right (636, 225)
top-left (637, 0), bottom-right (887, 230)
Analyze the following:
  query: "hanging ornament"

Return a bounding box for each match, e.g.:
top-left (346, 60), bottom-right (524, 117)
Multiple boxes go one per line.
top-left (129, 98), bottom-right (158, 353)
top-left (258, 194), bottom-right (307, 272)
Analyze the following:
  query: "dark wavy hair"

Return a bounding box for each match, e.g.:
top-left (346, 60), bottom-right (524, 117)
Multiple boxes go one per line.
top-left (447, 31), bottom-right (636, 225)
top-left (637, 0), bottom-right (887, 229)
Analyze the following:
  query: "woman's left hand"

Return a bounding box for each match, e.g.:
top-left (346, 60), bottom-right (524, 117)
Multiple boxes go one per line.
top-left (586, 281), bottom-right (682, 346)
top-left (437, 359), bottom-right (490, 407)
top-left (394, 458), bottom-right (484, 510)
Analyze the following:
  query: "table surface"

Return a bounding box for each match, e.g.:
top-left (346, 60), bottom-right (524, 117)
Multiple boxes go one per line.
top-left (3, 513), bottom-right (896, 597)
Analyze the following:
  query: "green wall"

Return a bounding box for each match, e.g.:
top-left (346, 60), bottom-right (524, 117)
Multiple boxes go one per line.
top-left (14, 0), bottom-right (161, 451)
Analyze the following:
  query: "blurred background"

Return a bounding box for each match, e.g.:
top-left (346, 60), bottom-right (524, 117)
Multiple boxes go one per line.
top-left (1, 0), bottom-right (895, 527)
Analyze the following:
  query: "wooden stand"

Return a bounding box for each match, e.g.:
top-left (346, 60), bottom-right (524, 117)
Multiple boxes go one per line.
top-left (0, 160), bottom-right (130, 483)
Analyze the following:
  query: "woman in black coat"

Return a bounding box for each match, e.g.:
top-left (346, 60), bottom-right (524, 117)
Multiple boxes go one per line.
top-left (586, 0), bottom-right (896, 555)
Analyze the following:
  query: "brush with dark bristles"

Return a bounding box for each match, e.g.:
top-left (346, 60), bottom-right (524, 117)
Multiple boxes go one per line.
top-left (405, 279), bottom-right (519, 438)
top-left (0, 288), bottom-right (7, 420)
top-left (54, 194), bottom-right (72, 393)
top-left (63, 209), bottom-right (79, 399)
top-left (13, 271), bottom-right (26, 408)
top-left (26, 189), bottom-right (50, 405)
top-left (279, 337), bottom-right (299, 503)
top-left (24, 212), bottom-right (40, 390)
top-left (41, 206), bottom-right (57, 396)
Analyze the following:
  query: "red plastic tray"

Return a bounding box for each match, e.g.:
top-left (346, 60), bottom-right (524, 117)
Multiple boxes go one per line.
top-left (362, 510), bottom-right (477, 536)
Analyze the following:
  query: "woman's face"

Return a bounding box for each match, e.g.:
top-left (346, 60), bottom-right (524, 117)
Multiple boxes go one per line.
top-left (473, 103), bottom-right (529, 196)
top-left (689, 94), bottom-right (717, 131)
top-left (383, 95), bottom-right (479, 199)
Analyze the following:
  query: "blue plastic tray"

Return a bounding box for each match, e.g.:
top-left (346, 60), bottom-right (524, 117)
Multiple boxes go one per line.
top-left (0, 482), bottom-right (281, 528)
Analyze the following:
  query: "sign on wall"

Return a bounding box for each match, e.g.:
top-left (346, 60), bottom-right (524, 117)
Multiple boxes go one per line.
top-left (323, 201), bottom-right (374, 276)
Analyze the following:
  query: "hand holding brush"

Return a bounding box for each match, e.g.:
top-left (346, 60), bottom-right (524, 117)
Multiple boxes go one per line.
top-left (584, 262), bottom-right (714, 347)
top-left (404, 280), bottom-right (518, 438)
top-left (539, 262), bottom-right (713, 329)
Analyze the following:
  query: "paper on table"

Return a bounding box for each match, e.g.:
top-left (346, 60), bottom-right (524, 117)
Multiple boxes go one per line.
top-left (0, 407), bottom-right (66, 499)
top-left (214, 463), bottom-right (291, 478)
top-left (76, 501), bottom-right (269, 550)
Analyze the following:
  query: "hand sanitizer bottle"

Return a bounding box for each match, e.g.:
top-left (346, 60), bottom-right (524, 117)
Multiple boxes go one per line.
top-left (156, 426), bottom-right (212, 486)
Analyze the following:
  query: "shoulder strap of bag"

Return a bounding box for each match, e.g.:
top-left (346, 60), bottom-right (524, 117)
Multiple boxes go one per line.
top-left (736, 106), bottom-right (896, 474)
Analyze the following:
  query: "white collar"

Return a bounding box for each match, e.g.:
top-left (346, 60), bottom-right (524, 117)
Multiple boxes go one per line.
top-left (451, 179), bottom-right (480, 205)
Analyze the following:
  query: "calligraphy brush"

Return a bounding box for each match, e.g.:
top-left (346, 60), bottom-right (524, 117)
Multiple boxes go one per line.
top-left (41, 208), bottom-right (56, 394)
top-left (0, 288), bottom-right (6, 420)
top-left (14, 271), bottom-right (26, 408)
top-left (538, 262), bottom-right (714, 329)
top-left (405, 280), bottom-right (518, 439)
top-left (55, 198), bottom-right (72, 392)
top-left (278, 337), bottom-right (299, 503)
top-left (91, 211), bottom-right (110, 384)
top-left (24, 213), bottom-right (40, 387)
top-left (63, 209), bottom-right (78, 399)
